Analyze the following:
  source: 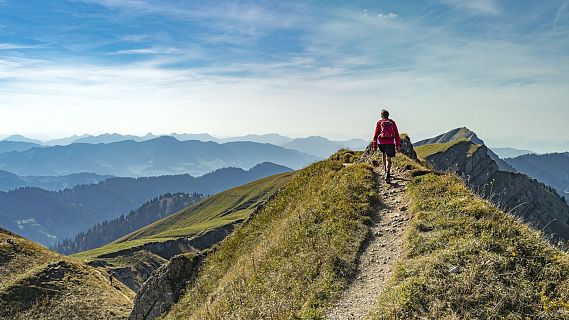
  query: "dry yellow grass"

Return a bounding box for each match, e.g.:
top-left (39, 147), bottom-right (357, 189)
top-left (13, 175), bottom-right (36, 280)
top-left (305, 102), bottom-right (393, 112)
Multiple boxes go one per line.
top-left (369, 172), bottom-right (569, 319)
top-left (163, 153), bottom-right (379, 319)
top-left (0, 228), bottom-right (134, 320)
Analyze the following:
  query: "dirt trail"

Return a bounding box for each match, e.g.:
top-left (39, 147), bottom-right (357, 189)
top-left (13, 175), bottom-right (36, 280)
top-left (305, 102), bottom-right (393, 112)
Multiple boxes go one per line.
top-left (93, 268), bottom-right (133, 303)
top-left (326, 168), bottom-right (412, 320)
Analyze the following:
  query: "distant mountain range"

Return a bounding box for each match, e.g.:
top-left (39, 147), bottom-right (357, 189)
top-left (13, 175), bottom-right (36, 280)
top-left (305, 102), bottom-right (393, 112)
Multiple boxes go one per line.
top-left (0, 162), bottom-right (291, 246)
top-left (505, 153), bottom-right (569, 200)
top-left (0, 140), bottom-right (42, 153)
top-left (484, 136), bottom-right (569, 154)
top-left (0, 136), bottom-right (312, 177)
top-left (491, 147), bottom-right (536, 159)
top-left (0, 170), bottom-right (112, 191)
top-left (0, 134), bottom-right (44, 145)
top-left (1, 133), bottom-right (368, 159)
top-left (53, 192), bottom-right (204, 256)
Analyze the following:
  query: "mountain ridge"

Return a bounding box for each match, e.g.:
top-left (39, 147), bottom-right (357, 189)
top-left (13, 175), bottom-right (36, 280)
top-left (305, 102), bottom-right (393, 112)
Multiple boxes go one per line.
top-left (414, 127), bottom-right (516, 172)
top-left (505, 152), bottom-right (569, 201)
top-left (0, 162), bottom-right (292, 246)
top-left (415, 135), bottom-right (569, 241)
top-left (0, 137), bottom-right (312, 177)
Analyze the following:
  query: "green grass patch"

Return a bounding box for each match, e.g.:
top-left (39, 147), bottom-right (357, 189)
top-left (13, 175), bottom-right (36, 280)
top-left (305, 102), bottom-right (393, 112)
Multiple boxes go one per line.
top-left (73, 173), bottom-right (293, 261)
top-left (368, 173), bottom-right (569, 319)
top-left (415, 138), bottom-right (474, 159)
top-left (163, 156), bottom-right (380, 319)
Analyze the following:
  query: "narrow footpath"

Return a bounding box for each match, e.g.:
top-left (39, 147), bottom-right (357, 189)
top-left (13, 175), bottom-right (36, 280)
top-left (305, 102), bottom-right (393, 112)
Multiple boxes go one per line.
top-left (326, 168), bottom-right (412, 320)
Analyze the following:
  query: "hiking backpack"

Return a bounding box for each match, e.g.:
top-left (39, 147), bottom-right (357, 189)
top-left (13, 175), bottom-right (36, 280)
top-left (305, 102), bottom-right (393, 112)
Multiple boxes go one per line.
top-left (379, 119), bottom-right (395, 139)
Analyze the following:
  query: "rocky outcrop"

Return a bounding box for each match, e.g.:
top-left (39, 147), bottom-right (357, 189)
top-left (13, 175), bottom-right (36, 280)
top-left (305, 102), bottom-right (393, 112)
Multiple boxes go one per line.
top-left (188, 221), bottom-right (241, 250)
top-left (99, 237), bottom-right (198, 261)
top-left (422, 139), bottom-right (569, 242)
top-left (424, 141), bottom-right (497, 187)
top-left (415, 127), bottom-right (516, 172)
top-left (399, 135), bottom-right (418, 160)
top-left (358, 134), bottom-right (417, 163)
top-left (128, 253), bottom-right (203, 320)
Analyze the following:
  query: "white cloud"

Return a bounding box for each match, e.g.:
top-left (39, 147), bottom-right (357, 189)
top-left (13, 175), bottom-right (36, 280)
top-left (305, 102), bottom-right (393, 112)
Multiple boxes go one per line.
top-left (108, 47), bottom-right (181, 55)
top-left (378, 13), bottom-right (398, 19)
top-left (0, 43), bottom-right (36, 50)
top-left (441, 0), bottom-right (500, 15)
top-left (1, 4), bottom-right (568, 142)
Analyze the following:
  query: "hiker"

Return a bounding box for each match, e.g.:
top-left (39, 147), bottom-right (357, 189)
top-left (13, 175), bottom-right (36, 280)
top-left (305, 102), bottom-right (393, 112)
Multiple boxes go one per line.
top-left (372, 109), bottom-right (401, 182)
top-left (109, 273), bottom-right (114, 286)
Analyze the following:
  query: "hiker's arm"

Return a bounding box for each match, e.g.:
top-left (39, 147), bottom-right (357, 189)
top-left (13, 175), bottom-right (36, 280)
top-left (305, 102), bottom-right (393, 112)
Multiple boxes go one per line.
top-left (394, 122), bottom-right (401, 149)
top-left (372, 122), bottom-right (380, 149)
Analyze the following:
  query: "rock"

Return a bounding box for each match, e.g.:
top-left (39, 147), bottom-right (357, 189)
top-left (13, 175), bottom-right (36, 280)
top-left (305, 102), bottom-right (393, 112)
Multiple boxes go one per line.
top-left (128, 252), bottom-right (204, 320)
top-left (423, 139), bottom-right (569, 243)
top-left (399, 135), bottom-right (418, 160)
top-left (449, 266), bottom-right (462, 274)
top-left (356, 135), bottom-right (418, 163)
top-left (110, 267), bottom-right (138, 292)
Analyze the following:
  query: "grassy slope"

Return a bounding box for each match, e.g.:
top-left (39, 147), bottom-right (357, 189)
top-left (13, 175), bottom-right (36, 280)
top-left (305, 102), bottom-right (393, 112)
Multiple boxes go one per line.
top-left (415, 138), bottom-right (480, 159)
top-left (369, 171), bottom-right (569, 319)
top-left (0, 228), bottom-right (134, 320)
top-left (73, 172), bottom-right (293, 260)
top-left (164, 152), bottom-right (379, 319)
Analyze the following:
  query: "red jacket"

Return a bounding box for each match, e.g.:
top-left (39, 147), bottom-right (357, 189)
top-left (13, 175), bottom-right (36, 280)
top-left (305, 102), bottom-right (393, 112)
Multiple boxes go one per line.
top-left (373, 118), bottom-right (400, 149)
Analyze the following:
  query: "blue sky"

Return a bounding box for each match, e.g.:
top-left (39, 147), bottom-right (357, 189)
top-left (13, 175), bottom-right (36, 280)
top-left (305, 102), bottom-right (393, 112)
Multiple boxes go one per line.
top-left (0, 0), bottom-right (568, 146)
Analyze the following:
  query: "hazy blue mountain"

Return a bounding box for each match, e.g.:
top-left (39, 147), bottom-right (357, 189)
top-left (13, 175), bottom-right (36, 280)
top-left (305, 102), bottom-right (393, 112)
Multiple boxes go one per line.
top-left (0, 170), bottom-right (113, 191)
top-left (0, 162), bottom-right (292, 246)
top-left (491, 147), bottom-right (536, 159)
top-left (0, 170), bottom-right (22, 190)
top-left (45, 134), bottom-right (91, 146)
top-left (72, 133), bottom-right (156, 144)
top-left (1, 134), bottom-right (44, 145)
top-left (171, 133), bottom-right (219, 142)
top-left (505, 152), bottom-right (569, 200)
top-left (221, 133), bottom-right (293, 145)
top-left (0, 136), bottom-right (314, 177)
top-left (337, 138), bottom-right (368, 151)
top-left (484, 137), bottom-right (569, 154)
top-left (283, 136), bottom-right (345, 158)
top-left (53, 192), bottom-right (204, 255)
top-left (197, 162), bottom-right (291, 192)
top-left (0, 141), bottom-right (42, 153)
top-left (282, 136), bottom-right (368, 158)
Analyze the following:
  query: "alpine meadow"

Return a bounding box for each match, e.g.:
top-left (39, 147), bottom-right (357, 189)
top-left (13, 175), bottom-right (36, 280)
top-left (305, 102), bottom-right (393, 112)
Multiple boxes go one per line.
top-left (1, 1), bottom-right (569, 319)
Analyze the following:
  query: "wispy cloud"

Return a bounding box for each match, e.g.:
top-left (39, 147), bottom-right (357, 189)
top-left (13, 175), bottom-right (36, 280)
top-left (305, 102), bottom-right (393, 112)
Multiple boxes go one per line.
top-left (554, 1), bottom-right (569, 28)
top-left (441, 0), bottom-right (500, 15)
top-left (108, 47), bottom-right (181, 55)
top-left (0, 43), bottom-right (37, 50)
top-left (0, 1), bottom-right (568, 141)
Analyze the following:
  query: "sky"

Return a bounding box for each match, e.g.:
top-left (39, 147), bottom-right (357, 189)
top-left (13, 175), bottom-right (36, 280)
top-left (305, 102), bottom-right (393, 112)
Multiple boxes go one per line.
top-left (0, 0), bottom-right (568, 145)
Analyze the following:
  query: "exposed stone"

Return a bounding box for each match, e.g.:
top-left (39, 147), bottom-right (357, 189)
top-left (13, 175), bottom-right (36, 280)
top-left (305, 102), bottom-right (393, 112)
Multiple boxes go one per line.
top-left (398, 135), bottom-right (418, 160)
top-left (128, 252), bottom-right (204, 320)
top-left (98, 237), bottom-right (198, 261)
top-left (422, 139), bottom-right (569, 243)
top-left (449, 266), bottom-right (462, 274)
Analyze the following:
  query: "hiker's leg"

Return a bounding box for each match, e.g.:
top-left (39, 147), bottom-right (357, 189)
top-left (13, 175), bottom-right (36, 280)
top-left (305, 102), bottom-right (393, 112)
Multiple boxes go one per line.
top-left (386, 157), bottom-right (392, 175)
top-left (382, 152), bottom-right (387, 173)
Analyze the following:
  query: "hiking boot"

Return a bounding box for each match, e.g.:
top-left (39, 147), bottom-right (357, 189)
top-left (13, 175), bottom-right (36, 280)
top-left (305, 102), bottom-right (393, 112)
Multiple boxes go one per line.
top-left (385, 173), bottom-right (391, 183)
